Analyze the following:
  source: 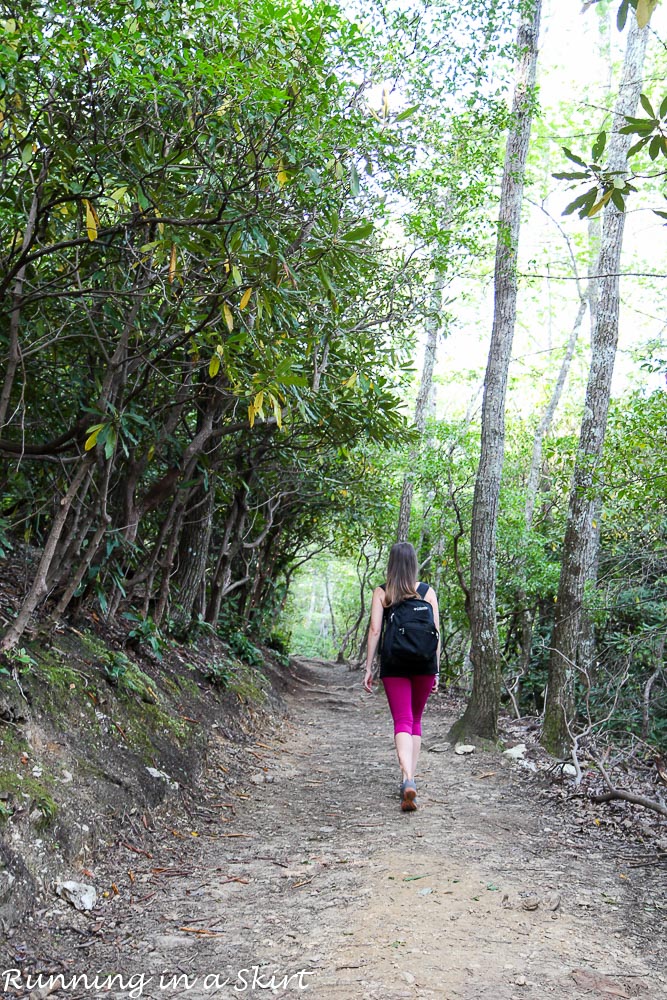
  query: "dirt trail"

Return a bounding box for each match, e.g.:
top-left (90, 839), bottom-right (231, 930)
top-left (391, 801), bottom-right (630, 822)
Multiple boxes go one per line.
top-left (26, 659), bottom-right (667, 999)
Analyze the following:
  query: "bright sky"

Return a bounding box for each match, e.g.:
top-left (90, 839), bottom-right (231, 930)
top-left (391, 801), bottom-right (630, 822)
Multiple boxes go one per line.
top-left (432, 0), bottom-right (667, 420)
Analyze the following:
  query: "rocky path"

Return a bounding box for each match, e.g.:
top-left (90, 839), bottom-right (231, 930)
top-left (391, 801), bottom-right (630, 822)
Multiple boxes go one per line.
top-left (25, 658), bottom-right (667, 999)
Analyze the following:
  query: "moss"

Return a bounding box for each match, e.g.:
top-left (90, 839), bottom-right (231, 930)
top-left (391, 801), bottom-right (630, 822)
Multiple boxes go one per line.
top-left (117, 692), bottom-right (192, 756)
top-left (77, 630), bottom-right (110, 659)
top-left (227, 661), bottom-right (268, 705)
top-left (0, 725), bottom-right (29, 755)
top-left (0, 771), bottom-right (58, 828)
top-left (100, 652), bottom-right (159, 704)
top-left (177, 675), bottom-right (200, 697)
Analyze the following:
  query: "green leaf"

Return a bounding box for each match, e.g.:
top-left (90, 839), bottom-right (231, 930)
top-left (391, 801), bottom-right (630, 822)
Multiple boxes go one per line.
top-left (395, 104), bottom-right (420, 122)
top-left (627, 135), bottom-right (652, 156)
top-left (562, 187), bottom-right (598, 217)
top-left (349, 162), bottom-right (360, 198)
top-left (553, 171), bottom-right (590, 181)
top-left (562, 147), bottom-right (588, 168)
top-left (640, 94), bottom-right (656, 118)
top-left (652, 209), bottom-right (667, 220)
top-left (649, 135), bottom-right (662, 160)
top-left (619, 122), bottom-right (655, 135)
top-left (591, 131), bottom-right (606, 162)
top-left (617, 0), bottom-right (629, 30)
top-left (660, 95), bottom-right (667, 118)
top-left (611, 190), bottom-right (626, 211)
top-left (103, 427), bottom-right (117, 460)
top-left (341, 221), bottom-right (374, 242)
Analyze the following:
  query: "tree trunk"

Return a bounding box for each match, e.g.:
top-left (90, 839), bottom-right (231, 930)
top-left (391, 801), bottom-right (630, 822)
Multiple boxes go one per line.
top-left (448, 0), bottom-right (542, 743)
top-left (0, 456), bottom-right (94, 652)
top-left (576, 217), bottom-right (602, 678)
top-left (542, 17), bottom-right (649, 756)
top-left (396, 272), bottom-right (443, 542)
top-left (516, 290), bottom-right (589, 684)
top-left (171, 482), bottom-right (215, 630)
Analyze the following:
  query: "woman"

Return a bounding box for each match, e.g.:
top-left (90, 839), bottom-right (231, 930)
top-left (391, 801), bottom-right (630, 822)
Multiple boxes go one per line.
top-left (363, 542), bottom-right (440, 812)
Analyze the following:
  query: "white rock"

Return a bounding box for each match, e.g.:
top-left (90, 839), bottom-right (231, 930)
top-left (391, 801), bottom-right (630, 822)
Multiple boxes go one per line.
top-left (454, 744), bottom-right (475, 755)
top-left (145, 767), bottom-right (179, 789)
top-left (562, 763), bottom-right (577, 777)
top-left (55, 880), bottom-right (97, 911)
top-left (503, 744), bottom-right (527, 760)
top-left (59, 770), bottom-right (73, 784)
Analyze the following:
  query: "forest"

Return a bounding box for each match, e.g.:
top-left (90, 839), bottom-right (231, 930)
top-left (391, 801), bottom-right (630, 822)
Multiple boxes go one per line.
top-left (1, 0), bottom-right (666, 784)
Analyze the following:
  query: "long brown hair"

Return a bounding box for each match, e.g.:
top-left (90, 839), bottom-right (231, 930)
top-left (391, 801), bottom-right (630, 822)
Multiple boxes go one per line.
top-left (383, 542), bottom-right (419, 607)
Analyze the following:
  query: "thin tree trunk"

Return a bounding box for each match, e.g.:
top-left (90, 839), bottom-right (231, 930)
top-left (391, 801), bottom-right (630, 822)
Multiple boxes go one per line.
top-left (449, 0), bottom-right (542, 743)
top-left (396, 272), bottom-right (444, 542)
top-left (542, 17), bottom-right (649, 755)
top-left (0, 456), bottom-right (94, 651)
top-left (517, 293), bottom-right (588, 683)
top-left (641, 635), bottom-right (664, 740)
top-left (576, 217), bottom-right (603, 677)
top-left (525, 296), bottom-right (588, 528)
top-left (0, 156), bottom-right (52, 432)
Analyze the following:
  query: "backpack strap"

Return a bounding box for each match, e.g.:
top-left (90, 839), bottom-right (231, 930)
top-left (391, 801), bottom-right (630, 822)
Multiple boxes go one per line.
top-left (417, 582), bottom-right (429, 598)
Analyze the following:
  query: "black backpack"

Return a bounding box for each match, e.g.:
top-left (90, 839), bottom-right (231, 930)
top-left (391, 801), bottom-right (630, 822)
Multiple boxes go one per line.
top-left (380, 582), bottom-right (439, 671)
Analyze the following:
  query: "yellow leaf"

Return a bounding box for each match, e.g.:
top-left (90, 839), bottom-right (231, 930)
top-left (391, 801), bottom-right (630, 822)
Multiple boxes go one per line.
top-left (216, 344), bottom-right (224, 356)
top-left (83, 198), bottom-right (99, 241)
top-left (587, 189), bottom-right (613, 217)
top-left (343, 372), bottom-right (358, 388)
top-left (270, 393), bottom-right (282, 429)
top-left (209, 355), bottom-right (221, 378)
top-left (168, 244), bottom-right (177, 284)
top-left (84, 423), bottom-right (104, 451)
top-left (240, 287), bottom-right (252, 310)
top-left (253, 391), bottom-right (264, 417)
top-left (223, 303), bottom-right (234, 332)
top-left (636, 0), bottom-right (659, 28)
top-left (232, 265), bottom-right (242, 286)
top-left (277, 159), bottom-right (288, 186)
top-left (248, 404), bottom-right (256, 428)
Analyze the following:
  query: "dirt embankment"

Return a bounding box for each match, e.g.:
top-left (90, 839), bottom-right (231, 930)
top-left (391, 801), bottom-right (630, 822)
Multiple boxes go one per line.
top-left (0, 620), bottom-right (289, 945)
top-left (2, 656), bottom-right (665, 999)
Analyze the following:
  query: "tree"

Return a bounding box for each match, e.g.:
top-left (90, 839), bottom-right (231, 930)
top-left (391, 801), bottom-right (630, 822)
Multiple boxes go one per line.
top-left (448, 0), bottom-right (543, 743)
top-left (396, 272), bottom-right (444, 542)
top-left (542, 15), bottom-right (650, 755)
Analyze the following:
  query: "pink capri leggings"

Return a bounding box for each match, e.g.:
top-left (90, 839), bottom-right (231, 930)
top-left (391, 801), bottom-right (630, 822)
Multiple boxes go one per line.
top-left (382, 675), bottom-right (435, 737)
